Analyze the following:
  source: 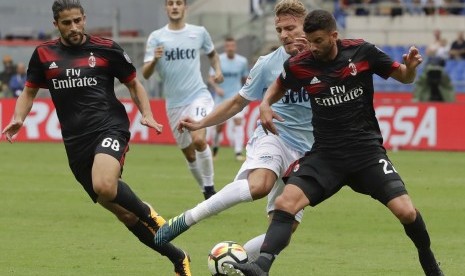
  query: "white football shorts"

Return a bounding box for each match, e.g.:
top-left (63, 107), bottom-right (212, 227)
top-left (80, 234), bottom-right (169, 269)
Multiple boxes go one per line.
top-left (234, 133), bottom-right (305, 222)
top-left (167, 94), bottom-right (214, 149)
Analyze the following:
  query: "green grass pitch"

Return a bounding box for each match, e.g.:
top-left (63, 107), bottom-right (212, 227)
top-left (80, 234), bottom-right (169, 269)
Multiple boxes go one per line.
top-left (0, 142), bottom-right (463, 275)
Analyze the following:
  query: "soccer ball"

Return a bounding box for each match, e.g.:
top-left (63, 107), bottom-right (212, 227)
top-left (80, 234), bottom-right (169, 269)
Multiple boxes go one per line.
top-left (207, 241), bottom-right (248, 275)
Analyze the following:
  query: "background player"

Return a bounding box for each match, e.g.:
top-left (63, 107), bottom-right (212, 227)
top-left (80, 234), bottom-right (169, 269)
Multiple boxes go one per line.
top-left (225, 9), bottom-right (443, 276)
top-left (154, 0), bottom-right (313, 262)
top-left (208, 36), bottom-right (249, 161)
top-left (143, 0), bottom-right (223, 199)
top-left (1, 1), bottom-right (191, 275)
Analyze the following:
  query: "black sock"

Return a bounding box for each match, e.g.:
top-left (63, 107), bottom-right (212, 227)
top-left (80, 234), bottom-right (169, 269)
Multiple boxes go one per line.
top-left (256, 210), bottom-right (295, 272)
top-left (127, 220), bottom-right (184, 263)
top-left (403, 210), bottom-right (437, 270)
top-left (111, 180), bottom-right (151, 224)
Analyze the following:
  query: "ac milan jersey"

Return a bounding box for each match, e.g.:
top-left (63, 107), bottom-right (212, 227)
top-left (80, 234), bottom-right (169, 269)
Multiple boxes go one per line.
top-left (26, 35), bottom-right (135, 143)
top-left (278, 39), bottom-right (400, 150)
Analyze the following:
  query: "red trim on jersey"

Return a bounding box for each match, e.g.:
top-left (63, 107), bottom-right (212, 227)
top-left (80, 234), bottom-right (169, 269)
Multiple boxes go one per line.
top-left (340, 60), bottom-right (370, 78)
top-left (89, 36), bottom-right (113, 48)
top-left (120, 72), bottom-right (136, 84)
top-left (37, 46), bottom-right (60, 63)
top-left (339, 39), bottom-right (365, 47)
top-left (389, 61), bottom-right (401, 75)
top-left (70, 56), bottom-right (109, 68)
top-left (25, 80), bottom-right (47, 89)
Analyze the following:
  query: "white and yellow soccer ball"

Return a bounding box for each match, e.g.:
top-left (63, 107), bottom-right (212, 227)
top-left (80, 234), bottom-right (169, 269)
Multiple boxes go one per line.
top-left (207, 241), bottom-right (248, 275)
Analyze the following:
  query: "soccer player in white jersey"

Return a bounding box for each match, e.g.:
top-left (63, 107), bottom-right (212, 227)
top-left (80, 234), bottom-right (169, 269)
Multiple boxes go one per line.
top-left (208, 36), bottom-right (249, 161)
top-left (143, 0), bottom-right (223, 200)
top-left (153, 0), bottom-right (313, 260)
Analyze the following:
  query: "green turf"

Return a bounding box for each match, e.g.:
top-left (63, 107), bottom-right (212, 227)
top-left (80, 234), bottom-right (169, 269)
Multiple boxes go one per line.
top-left (0, 142), bottom-right (463, 275)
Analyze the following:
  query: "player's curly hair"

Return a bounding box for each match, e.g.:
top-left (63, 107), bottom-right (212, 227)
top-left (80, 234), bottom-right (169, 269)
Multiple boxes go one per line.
top-left (274, 0), bottom-right (307, 19)
top-left (52, 0), bottom-right (84, 21)
top-left (304, 9), bottom-right (337, 34)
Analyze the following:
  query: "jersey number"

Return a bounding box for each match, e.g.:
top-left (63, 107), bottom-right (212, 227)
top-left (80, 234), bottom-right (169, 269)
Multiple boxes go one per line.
top-left (195, 107), bottom-right (207, 117)
top-left (102, 137), bottom-right (121, 151)
top-left (379, 159), bottom-right (398, 174)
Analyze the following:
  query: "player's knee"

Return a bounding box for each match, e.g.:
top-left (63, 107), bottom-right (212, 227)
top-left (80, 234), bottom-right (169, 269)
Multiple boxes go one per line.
top-left (191, 136), bottom-right (207, 150)
top-left (93, 177), bottom-right (117, 200)
top-left (249, 179), bottom-right (273, 199)
top-left (274, 195), bottom-right (296, 213)
top-left (396, 207), bottom-right (417, 224)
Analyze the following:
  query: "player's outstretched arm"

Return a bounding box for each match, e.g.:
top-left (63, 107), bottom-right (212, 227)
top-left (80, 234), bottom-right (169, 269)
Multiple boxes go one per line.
top-left (390, 46), bottom-right (423, 84)
top-left (2, 86), bottom-right (39, 143)
top-left (178, 93), bottom-right (249, 133)
top-left (124, 78), bottom-right (163, 134)
top-left (259, 79), bottom-right (286, 136)
top-left (142, 45), bottom-right (164, 80)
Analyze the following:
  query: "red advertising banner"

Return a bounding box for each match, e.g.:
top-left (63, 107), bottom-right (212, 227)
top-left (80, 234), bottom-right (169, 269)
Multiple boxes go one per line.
top-left (1, 98), bottom-right (465, 151)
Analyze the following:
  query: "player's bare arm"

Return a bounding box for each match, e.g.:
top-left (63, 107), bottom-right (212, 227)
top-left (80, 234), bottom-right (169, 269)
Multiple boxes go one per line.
top-left (2, 86), bottom-right (39, 143)
top-left (259, 79), bottom-right (286, 135)
top-left (124, 78), bottom-right (163, 134)
top-left (207, 50), bottom-right (224, 83)
top-left (178, 93), bottom-right (249, 133)
top-left (390, 46), bottom-right (423, 84)
top-left (142, 45), bottom-right (164, 79)
top-left (208, 75), bottom-right (225, 97)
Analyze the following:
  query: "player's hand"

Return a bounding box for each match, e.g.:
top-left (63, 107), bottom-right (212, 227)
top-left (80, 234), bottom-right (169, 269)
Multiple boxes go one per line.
top-left (259, 102), bottom-right (283, 135)
top-left (154, 45), bottom-right (164, 60)
top-left (140, 116), bottom-right (163, 134)
top-left (177, 117), bottom-right (202, 133)
top-left (213, 71), bottom-right (224, 84)
top-left (2, 120), bottom-right (23, 143)
top-left (294, 35), bottom-right (309, 53)
top-left (403, 46), bottom-right (423, 69)
top-left (215, 87), bottom-right (225, 97)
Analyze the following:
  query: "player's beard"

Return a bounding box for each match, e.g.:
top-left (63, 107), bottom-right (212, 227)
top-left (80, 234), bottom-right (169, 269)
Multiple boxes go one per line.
top-left (63, 31), bottom-right (84, 46)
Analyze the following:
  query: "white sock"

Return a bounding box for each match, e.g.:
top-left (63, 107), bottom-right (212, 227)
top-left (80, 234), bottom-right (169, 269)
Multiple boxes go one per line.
top-left (243, 233), bottom-right (266, 262)
top-left (185, 179), bottom-right (252, 226)
top-left (196, 145), bottom-right (214, 187)
top-left (233, 124), bottom-right (244, 154)
top-left (187, 160), bottom-right (204, 191)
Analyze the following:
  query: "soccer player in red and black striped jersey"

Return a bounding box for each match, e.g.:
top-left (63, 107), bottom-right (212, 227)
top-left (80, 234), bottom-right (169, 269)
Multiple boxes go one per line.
top-left (2, 1), bottom-right (191, 275)
top-left (224, 9), bottom-right (444, 276)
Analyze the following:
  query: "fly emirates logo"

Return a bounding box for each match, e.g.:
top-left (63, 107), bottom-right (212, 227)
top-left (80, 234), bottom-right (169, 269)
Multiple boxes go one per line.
top-left (315, 85), bottom-right (363, 106)
top-left (52, 69), bottom-right (97, 90)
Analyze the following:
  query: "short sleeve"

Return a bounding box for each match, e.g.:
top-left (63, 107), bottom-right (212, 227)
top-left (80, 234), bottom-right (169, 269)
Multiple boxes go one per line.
top-left (201, 27), bottom-right (215, 55)
top-left (25, 48), bottom-right (47, 88)
top-left (111, 42), bottom-right (136, 83)
top-left (239, 56), bottom-right (266, 101)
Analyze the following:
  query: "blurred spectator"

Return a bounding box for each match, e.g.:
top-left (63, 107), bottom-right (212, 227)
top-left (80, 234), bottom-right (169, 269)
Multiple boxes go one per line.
top-left (413, 57), bottom-right (455, 102)
top-left (351, 0), bottom-right (373, 15)
top-left (426, 29), bottom-right (443, 57)
top-left (449, 31), bottom-right (465, 60)
top-left (390, 0), bottom-right (404, 16)
top-left (0, 55), bottom-right (16, 97)
top-left (8, 62), bottom-right (27, 97)
top-left (422, 0), bottom-right (445, 15)
top-left (250, 0), bottom-right (264, 19)
top-left (405, 0), bottom-right (425, 14)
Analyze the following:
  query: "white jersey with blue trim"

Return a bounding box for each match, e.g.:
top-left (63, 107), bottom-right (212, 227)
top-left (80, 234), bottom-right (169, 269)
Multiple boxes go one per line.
top-left (210, 53), bottom-right (249, 104)
top-left (239, 46), bottom-right (314, 153)
top-left (144, 24), bottom-right (214, 108)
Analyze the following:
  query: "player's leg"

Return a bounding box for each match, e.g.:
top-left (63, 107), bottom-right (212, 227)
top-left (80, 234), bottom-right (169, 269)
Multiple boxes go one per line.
top-left (212, 123), bottom-right (224, 158)
top-left (190, 127), bottom-right (216, 198)
top-left (232, 114), bottom-right (245, 161)
top-left (387, 195), bottom-right (444, 275)
top-left (98, 200), bottom-right (190, 275)
top-left (153, 134), bottom-right (291, 246)
top-left (351, 152), bottom-right (443, 276)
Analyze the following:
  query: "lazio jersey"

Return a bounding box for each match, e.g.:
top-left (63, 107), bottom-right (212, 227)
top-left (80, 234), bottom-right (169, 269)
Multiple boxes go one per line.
top-left (210, 53), bottom-right (249, 104)
top-left (239, 46), bottom-right (314, 154)
top-left (144, 24), bottom-right (214, 108)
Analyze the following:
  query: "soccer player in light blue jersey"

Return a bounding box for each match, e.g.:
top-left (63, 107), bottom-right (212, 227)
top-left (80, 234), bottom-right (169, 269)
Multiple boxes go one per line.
top-left (208, 37), bottom-right (249, 161)
top-left (153, 0), bottom-right (313, 261)
top-left (143, 0), bottom-right (223, 200)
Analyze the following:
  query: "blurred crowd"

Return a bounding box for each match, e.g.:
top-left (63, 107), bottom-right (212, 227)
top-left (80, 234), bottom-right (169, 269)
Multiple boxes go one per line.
top-left (0, 55), bottom-right (26, 98)
top-left (339, 0), bottom-right (465, 16)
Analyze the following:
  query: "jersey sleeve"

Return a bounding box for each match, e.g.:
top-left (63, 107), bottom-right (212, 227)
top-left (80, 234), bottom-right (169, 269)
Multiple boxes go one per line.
top-left (143, 31), bottom-right (158, 63)
top-left (201, 27), bottom-right (215, 55)
top-left (110, 42), bottom-right (136, 83)
top-left (277, 58), bottom-right (302, 91)
top-left (367, 43), bottom-right (399, 79)
top-left (239, 56), bottom-right (266, 101)
top-left (25, 48), bottom-right (47, 88)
